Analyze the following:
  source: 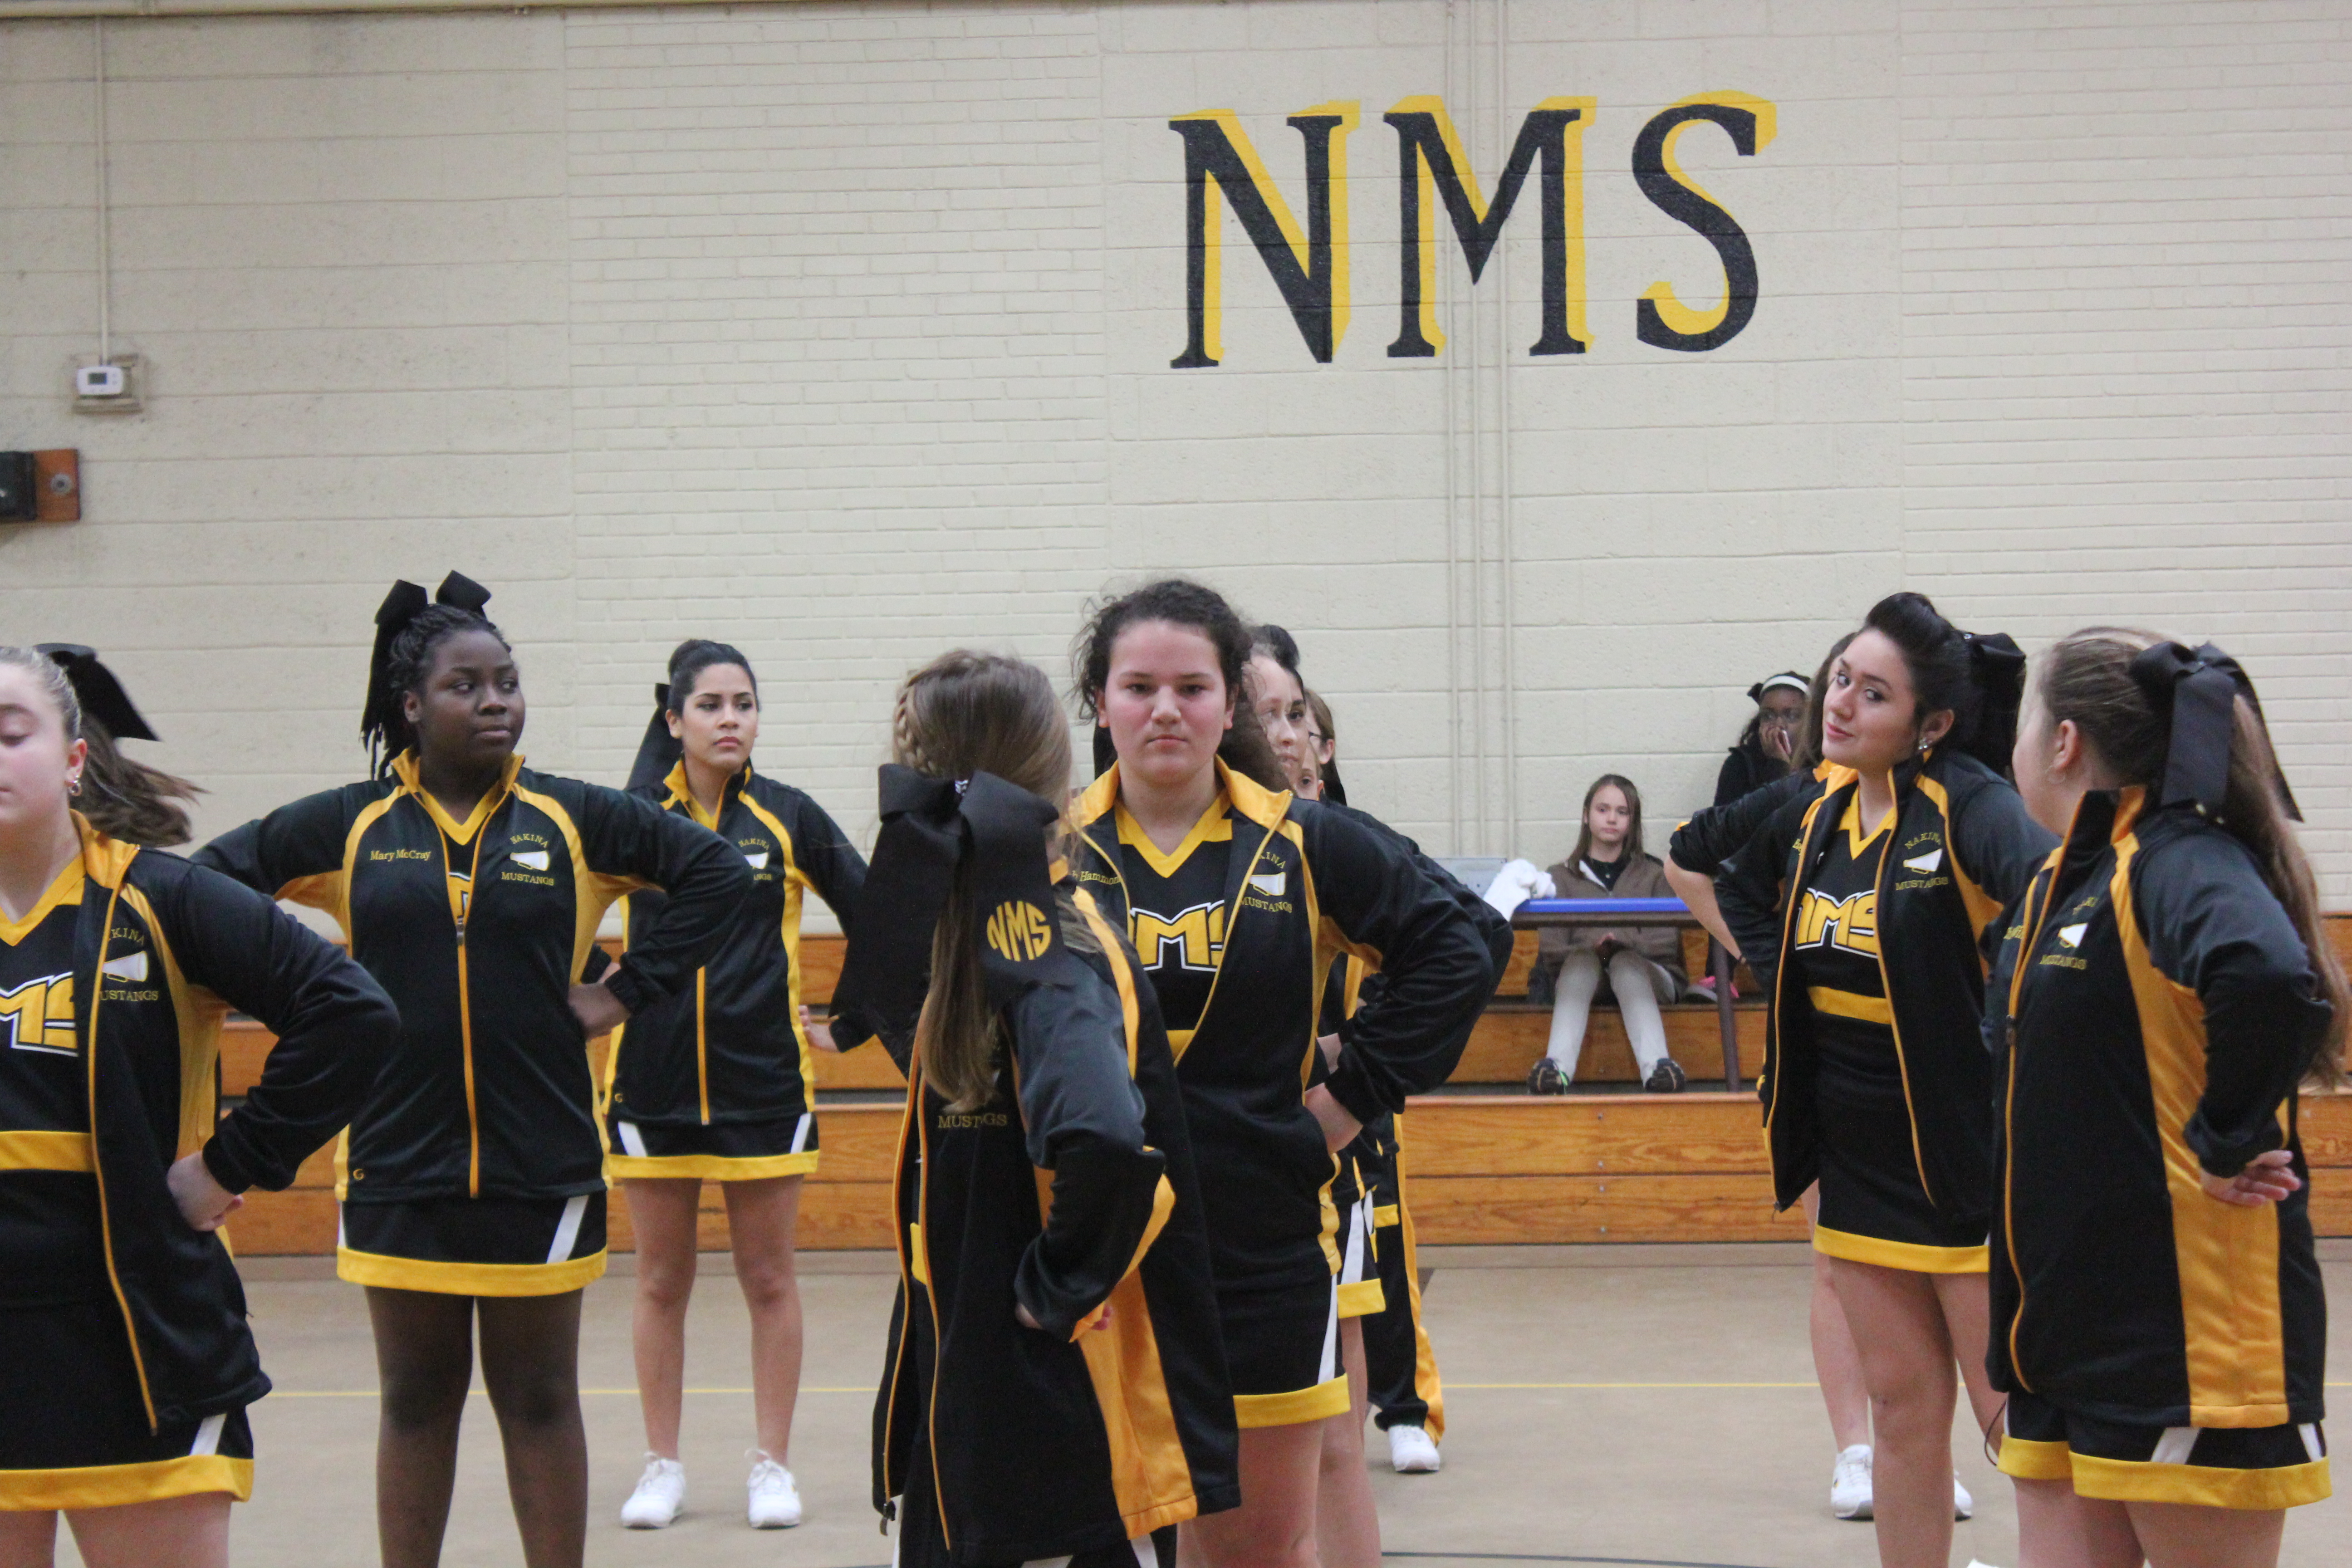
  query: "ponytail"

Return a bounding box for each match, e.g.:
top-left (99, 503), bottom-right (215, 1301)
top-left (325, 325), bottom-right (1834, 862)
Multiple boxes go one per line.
top-left (892, 651), bottom-right (1074, 1112)
top-left (3, 646), bottom-right (200, 847)
top-left (2038, 628), bottom-right (2346, 1085)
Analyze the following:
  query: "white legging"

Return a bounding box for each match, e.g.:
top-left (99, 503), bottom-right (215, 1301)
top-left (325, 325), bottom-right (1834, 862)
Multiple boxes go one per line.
top-left (1545, 947), bottom-right (1671, 1080)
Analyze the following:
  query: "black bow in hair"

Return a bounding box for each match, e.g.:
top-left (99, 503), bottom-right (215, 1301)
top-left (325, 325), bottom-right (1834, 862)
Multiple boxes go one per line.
top-left (360, 572), bottom-right (493, 752)
top-left (2127, 642), bottom-right (2300, 823)
top-left (1962, 630), bottom-right (2029, 694)
top-left (36, 645), bottom-right (158, 742)
top-left (829, 765), bottom-right (1074, 1059)
top-left (626, 683), bottom-right (682, 795)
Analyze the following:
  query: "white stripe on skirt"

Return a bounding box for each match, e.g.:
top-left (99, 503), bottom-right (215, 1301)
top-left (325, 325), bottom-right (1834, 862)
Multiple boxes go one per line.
top-left (547, 1194), bottom-right (589, 1264)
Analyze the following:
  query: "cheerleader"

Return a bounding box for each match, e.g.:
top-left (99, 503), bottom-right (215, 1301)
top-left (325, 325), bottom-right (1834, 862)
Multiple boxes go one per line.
top-left (1666, 636), bottom-right (1880, 1518)
top-left (1071, 581), bottom-right (1497, 1568)
top-left (829, 650), bottom-right (1237, 1566)
top-left (605, 640), bottom-right (865, 1531)
top-left (1756, 593), bottom-right (2053, 1568)
top-left (1993, 631), bottom-right (2341, 1568)
top-left (195, 576), bottom-right (750, 1568)
top-left (0, 647), bottom-right (397, 1568)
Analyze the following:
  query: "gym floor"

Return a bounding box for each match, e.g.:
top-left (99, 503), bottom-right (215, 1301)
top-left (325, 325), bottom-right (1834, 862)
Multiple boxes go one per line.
top-left (78, 1241), bottom-right (2351, 1568)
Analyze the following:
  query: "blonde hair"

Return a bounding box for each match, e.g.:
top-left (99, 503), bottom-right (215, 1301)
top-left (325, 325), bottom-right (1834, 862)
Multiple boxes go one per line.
top-left (2038, 628), bottom-right (2346, 1085)
top-left (892, 651), bottom-right (1075, 1111)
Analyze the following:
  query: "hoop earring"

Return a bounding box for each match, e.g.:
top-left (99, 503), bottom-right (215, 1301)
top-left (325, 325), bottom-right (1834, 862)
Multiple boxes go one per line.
top-left (67, 777), bottom-right (83, 796)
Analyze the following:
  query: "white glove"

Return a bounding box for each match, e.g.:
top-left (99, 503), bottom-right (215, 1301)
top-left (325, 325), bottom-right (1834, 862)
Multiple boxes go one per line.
top-left (1482, 858), bottom-right (1548, 918)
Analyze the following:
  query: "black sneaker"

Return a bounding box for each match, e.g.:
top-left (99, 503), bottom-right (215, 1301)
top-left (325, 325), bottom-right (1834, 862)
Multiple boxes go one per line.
top-left (1643, 1058), bottom-right (1688, 1094)
top-left (1526, 1058), bottom-right (1569, 1096)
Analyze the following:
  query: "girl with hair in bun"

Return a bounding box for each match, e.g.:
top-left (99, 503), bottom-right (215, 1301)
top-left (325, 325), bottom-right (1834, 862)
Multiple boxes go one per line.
top-left (605, 639), bottom-right (866, 1532)
top-left (831, 650), bottom-right (1237, 1568)
top-left (196, 575), bottom-right (750, 1568)
top-left (1993, 630), bottom-right (2340, 1568)
top-left (0, 647), bottom-right (396, 1568)
top-left (1753, 592), bottom-right (2055, 1568)
top-left (1069, 580), bottom-right (1497, 1568)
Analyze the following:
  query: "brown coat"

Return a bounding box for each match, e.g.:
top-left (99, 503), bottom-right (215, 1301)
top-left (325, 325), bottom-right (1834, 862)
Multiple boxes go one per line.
top-left (1533, 852), bottom-right (1689, 993)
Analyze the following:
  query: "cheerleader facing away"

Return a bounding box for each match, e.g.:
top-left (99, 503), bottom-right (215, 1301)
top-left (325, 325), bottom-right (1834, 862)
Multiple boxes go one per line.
top-left (606, 640), bottom-right (866, 1531)
top-left (195, 576), bottom-right (750, 1568)
top-left (829, 650), bottom-right (1238, 1568)
top-left (0, 647), bottom-right (397, 1568)
top-left (1754, 593), bottom-right (2055, 1568)
top-left (1993, 630), bottom-right (2342, 1568)
top-left (1069, 581), bottom-right (1498, 1568)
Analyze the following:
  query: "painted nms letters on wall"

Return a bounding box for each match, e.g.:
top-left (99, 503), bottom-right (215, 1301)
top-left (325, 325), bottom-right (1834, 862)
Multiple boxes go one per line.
top-left (1171, 92), bottom-right (1776, 366)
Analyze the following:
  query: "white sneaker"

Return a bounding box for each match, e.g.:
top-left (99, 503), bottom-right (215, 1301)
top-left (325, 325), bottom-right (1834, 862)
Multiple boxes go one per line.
top-left (746, 1449), bottom-right (802, 1529)
top-left (1830, 1444), bottom-right (1872, 1519)
top-left (1955, 1474), bottom-right (1974, 1520)
top-left (1387, 1424), bottom-right (1441, 1474)
top-left (620, 1455), bottom-right (684, 1529)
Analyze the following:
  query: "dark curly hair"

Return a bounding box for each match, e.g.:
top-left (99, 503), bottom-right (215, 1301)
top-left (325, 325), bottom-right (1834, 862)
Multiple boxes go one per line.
top-left (1071, 578), bottom-right (1287, 791)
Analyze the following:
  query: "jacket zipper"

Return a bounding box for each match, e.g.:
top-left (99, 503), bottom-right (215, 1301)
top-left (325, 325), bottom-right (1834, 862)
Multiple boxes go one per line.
top-left (2001, 857), bottom-right (2065, 1391)
top-left (85, 867), bottom-right (162, 1432)
top-left (912, 1061), bottom-right (953, 1550)
top-left (1867, 779), bottom-right (1939, 1210)
top-left (438, 823), bottom-right (493, 1198)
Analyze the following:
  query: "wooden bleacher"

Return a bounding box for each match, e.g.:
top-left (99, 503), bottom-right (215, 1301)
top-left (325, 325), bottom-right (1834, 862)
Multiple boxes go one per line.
top-left (219, 916), bottom-right (2352, 1254)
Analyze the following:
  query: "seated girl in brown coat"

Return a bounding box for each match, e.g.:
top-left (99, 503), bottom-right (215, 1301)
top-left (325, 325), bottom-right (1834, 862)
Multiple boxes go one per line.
top-left (1527, 775), bottom-right (1690, 1095)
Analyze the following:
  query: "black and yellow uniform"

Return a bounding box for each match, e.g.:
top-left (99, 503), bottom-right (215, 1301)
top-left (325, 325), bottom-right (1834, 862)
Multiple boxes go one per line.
top-left (1792, 794), bottom-right (1985, 1262)
top-left (842, 769), bottom-right (1238, 1564)
top-left (1320, 954), bottom-right (1445, 1436)
top-left (1073, 762), bottom-right (1496, 1428)
top-left (1989, 787), bottom-right (2332, 1509)
top-left (1319, 957), bottom-right (1380, 1321)
top-left (1359, 1112), bottom-right (1444, 1437)
top-left (0, 819), bottom-right (397, 1509)
top-left (1760, 748), bottom-right (2053, 1272)
top-left (603, 762), bottom-right (864, 1180)
top-left (196, 752), bottom-right (748, 1295)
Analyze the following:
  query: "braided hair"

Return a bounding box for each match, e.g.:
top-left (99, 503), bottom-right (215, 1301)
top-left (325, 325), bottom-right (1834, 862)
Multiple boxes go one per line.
top-left (361, 574), bottom-right (506, 776)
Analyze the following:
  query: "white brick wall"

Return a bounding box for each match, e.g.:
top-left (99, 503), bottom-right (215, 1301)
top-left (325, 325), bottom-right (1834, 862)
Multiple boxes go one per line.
top-left (1, 0), bottom-right (2345, 896)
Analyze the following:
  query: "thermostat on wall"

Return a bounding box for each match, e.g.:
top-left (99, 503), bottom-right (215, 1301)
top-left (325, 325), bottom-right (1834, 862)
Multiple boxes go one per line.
top-left (73, 355), bottom-right (142, 415)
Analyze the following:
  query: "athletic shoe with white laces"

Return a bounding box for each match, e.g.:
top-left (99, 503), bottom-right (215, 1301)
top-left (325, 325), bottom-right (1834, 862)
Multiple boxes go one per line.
top-left (1955, 1474), bottom-right (1974, 1520)
top-left (1830, 1444), bottom-right (1872, 1519)
top-left (1387, 1424), bottom-right (1441, 1474)
top-left (620, 1455), bottom-right (685, 1529)
top-left (746, 1450), bottom-right (802, 1529)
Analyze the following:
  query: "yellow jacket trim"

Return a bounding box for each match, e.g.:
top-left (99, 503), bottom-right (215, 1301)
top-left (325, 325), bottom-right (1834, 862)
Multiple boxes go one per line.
top-left (0, 1130), bottom-right (95, 1171)
top-left (0, 1454), bottom-right (253, 1511)
top-left (2114, 830), bottom-right (2291, 1427)
top-left (335, 1246), bottom-right (608, 1298)
top-left (1813, 1224), bottom-right (1988, 1274)
top-left (1338, 1279), bottom-right (1387, 1318)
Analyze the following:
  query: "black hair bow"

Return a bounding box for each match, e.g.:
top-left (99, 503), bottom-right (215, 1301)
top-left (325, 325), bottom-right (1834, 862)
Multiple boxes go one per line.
top-left (626, 683), bottom-right (682, 795)
top-left (830, 765), bottom-right (1074, 1062)
top-left (1962, 631), bottom-right (2029, 696)
top-left (2127, 642), bottom-right (2300, 823)
top-left (36, 645), bottom-right (157, 742)
top-left (360, 571), bottom-right (493, 752)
